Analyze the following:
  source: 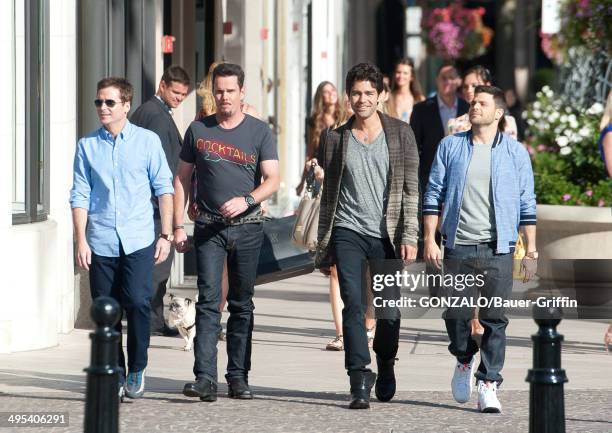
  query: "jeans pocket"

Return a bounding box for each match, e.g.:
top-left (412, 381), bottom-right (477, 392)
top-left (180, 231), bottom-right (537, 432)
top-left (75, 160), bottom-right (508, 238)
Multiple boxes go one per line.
top-left (194, 221), bottom-right (222, 243)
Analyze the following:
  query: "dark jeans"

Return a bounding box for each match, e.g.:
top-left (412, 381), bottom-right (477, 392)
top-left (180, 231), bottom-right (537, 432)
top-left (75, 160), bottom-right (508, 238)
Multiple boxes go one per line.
top-left (332, 227), bottom-right (402, 374)
top-left (192, 221), bottom-right (264, 384)
top-left (150, 217), bottom-right (175, 331)
top-left (90, 242), bottom-right (155, 376)
top-left (443, 242), bottom-right (513, 384)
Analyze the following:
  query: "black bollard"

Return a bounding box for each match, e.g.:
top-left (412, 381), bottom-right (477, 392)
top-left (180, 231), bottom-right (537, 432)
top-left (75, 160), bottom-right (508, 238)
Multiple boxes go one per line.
top-left (525, 305), bottom-right (568, 433)
top-left (84, 297), bottom-right (122, 433)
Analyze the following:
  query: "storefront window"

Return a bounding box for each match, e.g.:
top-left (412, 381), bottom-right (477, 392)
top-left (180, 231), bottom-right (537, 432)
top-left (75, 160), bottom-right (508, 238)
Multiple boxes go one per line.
top-left (12, 0), bottom-right (49, 224)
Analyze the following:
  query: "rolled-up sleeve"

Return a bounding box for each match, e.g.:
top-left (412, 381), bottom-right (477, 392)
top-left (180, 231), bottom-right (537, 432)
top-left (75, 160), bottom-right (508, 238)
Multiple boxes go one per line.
top-left (70, 140), bottom-right (92, 209)
top-left (148, 135), bottom-right (174, 197)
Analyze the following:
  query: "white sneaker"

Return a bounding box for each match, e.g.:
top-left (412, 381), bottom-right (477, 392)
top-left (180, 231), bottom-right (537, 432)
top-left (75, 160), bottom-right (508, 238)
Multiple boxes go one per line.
top-left (451, 358), bottom-right (474, 403)
top-left (477, 380), bottom-right (502, 413)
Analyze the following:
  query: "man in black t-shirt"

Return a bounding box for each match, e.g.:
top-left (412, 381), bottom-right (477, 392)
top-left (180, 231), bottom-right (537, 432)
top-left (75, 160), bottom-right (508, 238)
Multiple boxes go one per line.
top-left (173, 63), bottom-right (279, 402)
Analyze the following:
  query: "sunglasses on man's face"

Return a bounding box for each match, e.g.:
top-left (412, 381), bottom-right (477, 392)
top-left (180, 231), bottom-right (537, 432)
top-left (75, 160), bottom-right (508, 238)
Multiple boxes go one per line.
top-left (94, 99), bottom-right (122, 108)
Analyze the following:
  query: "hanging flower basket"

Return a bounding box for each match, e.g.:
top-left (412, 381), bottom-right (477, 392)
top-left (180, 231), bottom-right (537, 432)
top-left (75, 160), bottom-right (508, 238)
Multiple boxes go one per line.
top-left (421, 4), bottom-right (494, 60)
top-left (541, 0), bottom-right (612, 65)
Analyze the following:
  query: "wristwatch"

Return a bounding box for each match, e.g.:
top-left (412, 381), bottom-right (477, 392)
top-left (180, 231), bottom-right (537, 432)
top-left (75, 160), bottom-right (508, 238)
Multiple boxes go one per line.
top-left (525, 251), bottom-right (539, 259)
top-left (159, 233), bottom-right (174, 242)
top-left (244, 194), bottom-right (256, 208)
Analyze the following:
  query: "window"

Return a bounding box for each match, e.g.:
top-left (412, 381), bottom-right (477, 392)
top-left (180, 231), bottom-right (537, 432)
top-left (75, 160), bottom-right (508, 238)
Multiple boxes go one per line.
top-left (12, 0), bottom-right (49, 224)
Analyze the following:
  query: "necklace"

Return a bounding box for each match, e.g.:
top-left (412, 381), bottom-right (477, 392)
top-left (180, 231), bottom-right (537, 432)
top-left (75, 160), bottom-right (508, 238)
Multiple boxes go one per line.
top-left (352, 127), bottom-right (381, 144)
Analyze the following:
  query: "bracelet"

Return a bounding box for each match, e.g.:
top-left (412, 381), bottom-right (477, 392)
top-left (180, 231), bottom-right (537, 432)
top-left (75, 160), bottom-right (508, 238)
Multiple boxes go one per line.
top-left (173, 225), bottom-right (185, 231)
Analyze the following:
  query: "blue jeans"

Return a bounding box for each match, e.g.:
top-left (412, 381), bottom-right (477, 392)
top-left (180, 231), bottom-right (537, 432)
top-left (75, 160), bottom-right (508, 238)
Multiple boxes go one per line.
top-left (332, 227), bottom-right (402, 374)
top-left (192, 221), bottom-right (264, 384)
top-left (443, 242), bottom-right (513, 384)
top-left (89, 242), bottom-right (155, 376)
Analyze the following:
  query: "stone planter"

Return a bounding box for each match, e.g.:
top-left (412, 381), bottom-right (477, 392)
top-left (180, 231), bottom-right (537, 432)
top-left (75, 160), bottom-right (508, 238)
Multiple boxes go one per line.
top-left (536, 204), bottom-right (612, 309)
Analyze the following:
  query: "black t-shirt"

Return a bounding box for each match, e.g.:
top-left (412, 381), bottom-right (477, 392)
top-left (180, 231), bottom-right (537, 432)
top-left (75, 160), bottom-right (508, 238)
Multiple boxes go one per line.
top-left (180, 114), bottom-right (278, 216)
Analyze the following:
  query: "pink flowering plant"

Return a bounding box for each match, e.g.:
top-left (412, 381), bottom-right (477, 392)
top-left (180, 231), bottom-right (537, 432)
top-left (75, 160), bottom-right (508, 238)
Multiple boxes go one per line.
top-left (540, 0), bottom-right (612, 65)
top-left (421, 3), bottom-right (493, 60)
top-left (524, 86), bottom-right (610, 206)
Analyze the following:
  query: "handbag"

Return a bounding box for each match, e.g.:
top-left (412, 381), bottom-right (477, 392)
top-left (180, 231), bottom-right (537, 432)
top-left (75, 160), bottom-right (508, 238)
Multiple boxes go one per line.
top-left (513, 233), bottom-right (526, 280)
top-left (256, 215), bottom-right (315, 285)
top-left (292, 162), bottom-right (321, 251)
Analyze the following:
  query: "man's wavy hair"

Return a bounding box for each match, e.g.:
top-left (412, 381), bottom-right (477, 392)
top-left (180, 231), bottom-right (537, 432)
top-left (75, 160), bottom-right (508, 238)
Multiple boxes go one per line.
top-left (345, 63), bottom-right (384, 95)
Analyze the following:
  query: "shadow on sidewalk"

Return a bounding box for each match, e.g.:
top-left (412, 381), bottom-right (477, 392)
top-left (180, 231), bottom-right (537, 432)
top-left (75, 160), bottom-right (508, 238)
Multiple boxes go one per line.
top-left (255, 288), bottom-right (329, 303)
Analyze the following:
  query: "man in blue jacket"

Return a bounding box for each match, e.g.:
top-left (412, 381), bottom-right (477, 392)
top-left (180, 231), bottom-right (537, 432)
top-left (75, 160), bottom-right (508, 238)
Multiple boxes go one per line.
top-left (423, 85), bottom-right (537, 413)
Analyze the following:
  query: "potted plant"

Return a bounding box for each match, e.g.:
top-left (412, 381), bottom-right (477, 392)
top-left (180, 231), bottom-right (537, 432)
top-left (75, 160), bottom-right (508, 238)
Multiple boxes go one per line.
top-left (523, 86), bottom-right (612, 307)
top-left (525, 86), bottom-right (609, 207)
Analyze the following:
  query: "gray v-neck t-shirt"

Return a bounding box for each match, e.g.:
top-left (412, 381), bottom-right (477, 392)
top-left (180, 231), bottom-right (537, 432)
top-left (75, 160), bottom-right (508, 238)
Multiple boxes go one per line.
top-left (334, 131), bottom-right (389, 238)
top-left (455, 142), bottom-right (497, 244)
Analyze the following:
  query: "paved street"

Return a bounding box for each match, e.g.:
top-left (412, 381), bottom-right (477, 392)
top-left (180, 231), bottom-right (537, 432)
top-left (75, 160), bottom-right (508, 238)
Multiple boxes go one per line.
top-left (1, 273), bottom-right (611, 433)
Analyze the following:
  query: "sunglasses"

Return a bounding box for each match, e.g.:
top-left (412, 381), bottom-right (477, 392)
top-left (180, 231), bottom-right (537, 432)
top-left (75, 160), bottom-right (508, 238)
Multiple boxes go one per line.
top-left (94, 99), bottom-right (122, 108)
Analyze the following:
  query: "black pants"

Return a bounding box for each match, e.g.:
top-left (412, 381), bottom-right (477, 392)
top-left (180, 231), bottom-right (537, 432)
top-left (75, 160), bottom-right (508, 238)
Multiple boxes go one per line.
top-left (443, 242), bottom-right (513, 384)
top-left (332, 227), bottom-right (402, 374)
top-left (89, 242), bottom-right (155, 376)
top-left (150, 217), bottom-right (175, 331)
top-left (192, 221), bottom-right (264, 384)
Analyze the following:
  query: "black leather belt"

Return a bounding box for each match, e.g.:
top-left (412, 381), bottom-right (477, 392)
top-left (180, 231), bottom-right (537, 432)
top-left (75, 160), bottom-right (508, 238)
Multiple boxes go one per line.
top-left (196, 210), bottom-right (265, 226)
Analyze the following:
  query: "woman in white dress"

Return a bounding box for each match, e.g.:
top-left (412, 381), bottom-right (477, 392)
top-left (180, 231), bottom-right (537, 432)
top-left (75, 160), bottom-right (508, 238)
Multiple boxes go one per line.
top-left (385, 58), bottom-right (425, 123)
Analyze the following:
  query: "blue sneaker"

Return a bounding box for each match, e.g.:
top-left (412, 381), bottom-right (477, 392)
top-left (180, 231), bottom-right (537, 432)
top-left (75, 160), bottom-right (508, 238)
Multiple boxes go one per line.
top-left (125, 369), bottom-right (146, 399)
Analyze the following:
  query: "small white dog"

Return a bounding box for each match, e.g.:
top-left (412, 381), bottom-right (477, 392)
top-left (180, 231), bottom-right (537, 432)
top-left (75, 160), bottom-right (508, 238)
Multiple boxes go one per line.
top-left (167, 294), bottom-right (196, 351)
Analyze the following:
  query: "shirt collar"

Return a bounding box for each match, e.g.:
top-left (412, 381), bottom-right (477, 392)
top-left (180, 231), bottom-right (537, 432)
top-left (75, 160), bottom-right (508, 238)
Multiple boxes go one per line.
top-left (437, 94), bottom-right (458, 111)
top-left (468, 130), bottom-right (502, 148)
top-left (99, 120), bottom-right (134, 141)
top-left (155, 95), bottom-right (173, 115)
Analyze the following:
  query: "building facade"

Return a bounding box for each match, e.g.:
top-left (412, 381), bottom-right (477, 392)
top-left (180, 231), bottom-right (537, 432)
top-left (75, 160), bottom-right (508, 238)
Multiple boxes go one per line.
top-left (3, 0), bottom-right (351, 353)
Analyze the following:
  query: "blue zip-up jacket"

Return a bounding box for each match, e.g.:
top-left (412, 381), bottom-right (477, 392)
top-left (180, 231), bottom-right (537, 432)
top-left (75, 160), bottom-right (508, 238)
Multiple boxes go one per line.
top-left (423, 131), bottom-right (536, 254)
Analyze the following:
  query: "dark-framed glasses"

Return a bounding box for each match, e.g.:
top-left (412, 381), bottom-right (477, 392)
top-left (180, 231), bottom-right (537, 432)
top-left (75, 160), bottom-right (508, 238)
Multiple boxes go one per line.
top-left (94, 99), bottom-right (122, 108)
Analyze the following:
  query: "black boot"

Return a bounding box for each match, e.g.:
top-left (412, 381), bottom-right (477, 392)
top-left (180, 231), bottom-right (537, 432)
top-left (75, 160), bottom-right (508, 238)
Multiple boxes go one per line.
top-left (228, 377), bottom-right (254, 399)
top-left (183, 378), bottom-right (218, 402)
top-left (348, 370), bottom-right (376, 409)
top-left (375, 356), bottom-right (396, 402)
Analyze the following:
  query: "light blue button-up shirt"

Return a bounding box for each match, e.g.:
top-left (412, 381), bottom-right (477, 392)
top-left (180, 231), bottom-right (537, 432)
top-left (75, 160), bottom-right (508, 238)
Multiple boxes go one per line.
top-left (437, 94), bottom-right (458, 135)
top-left (70, 121), bottom-right (174, 257)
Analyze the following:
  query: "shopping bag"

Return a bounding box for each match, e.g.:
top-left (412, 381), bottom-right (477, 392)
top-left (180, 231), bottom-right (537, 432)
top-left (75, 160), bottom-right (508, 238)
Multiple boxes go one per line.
top-left (256, 215), bottom-right (315, 285)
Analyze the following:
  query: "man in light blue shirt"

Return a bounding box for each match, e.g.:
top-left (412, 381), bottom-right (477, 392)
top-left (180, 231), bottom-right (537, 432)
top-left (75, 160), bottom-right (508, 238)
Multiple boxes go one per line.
top-left (437, 92), bottom-right (458, 136)
top-left (70, 77), bottom-right (174, 400)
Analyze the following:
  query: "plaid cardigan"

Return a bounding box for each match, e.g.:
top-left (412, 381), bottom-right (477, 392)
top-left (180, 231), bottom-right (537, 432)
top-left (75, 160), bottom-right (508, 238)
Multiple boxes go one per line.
top-left (315, 112), bottom-right (420, 267)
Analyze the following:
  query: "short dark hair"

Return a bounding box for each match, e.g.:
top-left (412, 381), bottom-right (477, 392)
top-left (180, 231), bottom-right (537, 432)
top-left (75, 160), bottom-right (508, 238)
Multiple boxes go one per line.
top-left (345, 62), bottom-right (384, 95)
top-left (161, 65), bottom-right (191, 87)
top-left (212, 63), bottom-right (245, 88)
top-left (474, 85), bottom-right (507, 130)
top-left (474, 85), bottom-right (506, 109)
top-left (97, 77), bottom-right (133, 103)
top-left (437, 61), bottom-right (458, 77)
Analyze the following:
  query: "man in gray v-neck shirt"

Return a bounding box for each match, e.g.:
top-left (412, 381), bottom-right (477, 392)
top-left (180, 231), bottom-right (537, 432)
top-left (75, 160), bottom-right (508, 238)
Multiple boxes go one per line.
top-left (334, 130), bottom-right (389, 238)
top-left (316, 63), bottom-right (420, 410)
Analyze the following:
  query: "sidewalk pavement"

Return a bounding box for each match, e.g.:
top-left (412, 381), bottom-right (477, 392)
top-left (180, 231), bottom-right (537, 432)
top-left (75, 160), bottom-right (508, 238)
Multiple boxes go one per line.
top-left (0, 273), bottom-right (610, 433)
